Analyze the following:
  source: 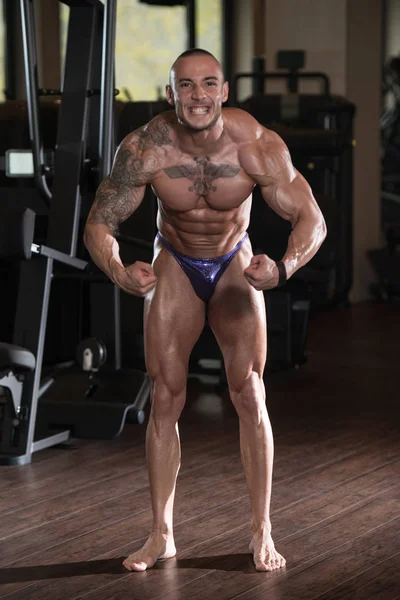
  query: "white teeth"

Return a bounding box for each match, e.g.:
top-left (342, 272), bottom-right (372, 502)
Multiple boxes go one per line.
top-left (190, 108), bottom-right (208, 114)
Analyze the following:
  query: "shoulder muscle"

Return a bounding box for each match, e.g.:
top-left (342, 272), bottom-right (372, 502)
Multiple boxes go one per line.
top-left (239, 128), bottom-right (295, 186)
top-left (223, 108), bottom-right (263, 143)
top-left (112, 113), bottom-right (173, 186)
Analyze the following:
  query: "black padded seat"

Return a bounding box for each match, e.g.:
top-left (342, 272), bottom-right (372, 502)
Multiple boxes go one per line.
top-left (0, 343), bottom-right (36, 372)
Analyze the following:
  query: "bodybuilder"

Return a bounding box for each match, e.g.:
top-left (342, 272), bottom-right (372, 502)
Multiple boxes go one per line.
top-left (84, 48), bottom-right (327, 572)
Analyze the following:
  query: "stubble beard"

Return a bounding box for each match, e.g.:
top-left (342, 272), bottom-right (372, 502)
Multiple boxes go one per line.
top-left (177, 106), bottom-right (222, 133)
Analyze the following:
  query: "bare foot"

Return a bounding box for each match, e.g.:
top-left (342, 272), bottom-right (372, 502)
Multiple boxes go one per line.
top-left (249, 530), bottom-right (286, 572)
top-left (123, 532), bottom-right (176, 572)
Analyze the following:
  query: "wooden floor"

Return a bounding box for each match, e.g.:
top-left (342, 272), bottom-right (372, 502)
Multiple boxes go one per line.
top-left (0, 302), bottom-right (399, 600)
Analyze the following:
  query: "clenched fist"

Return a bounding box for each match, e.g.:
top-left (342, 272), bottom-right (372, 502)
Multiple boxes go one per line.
top-left (243, 254), bottom-right (280, 291)
top-left (113, 261), bottom-right (157, 297)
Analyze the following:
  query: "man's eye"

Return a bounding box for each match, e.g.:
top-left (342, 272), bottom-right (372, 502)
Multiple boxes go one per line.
top-left (206, 82), bottom-right (217, 86)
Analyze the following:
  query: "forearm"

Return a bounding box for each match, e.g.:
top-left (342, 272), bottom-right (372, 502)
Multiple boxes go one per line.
top-left (281, 210), bottom-right (327, 278)
top-left (83, 223), bottom-right (124, 283)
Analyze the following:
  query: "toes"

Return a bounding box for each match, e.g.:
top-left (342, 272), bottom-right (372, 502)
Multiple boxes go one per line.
top-left (122, 558), bottom-right (146, 572)
top-left (254, 552), bottom-right (273, 572)
top-left (273, 552), bottom-right (286, 569)
top-left (273, 555), bottom-right (280, 566)
top-left (270, 553), bottom-right (285, 570)
top-left (253, 549), bottom-right (286, 572)
top-left (254, 561), bottom-right (270, 572)
top-left (129, 561), bottom-right (148, 572)
top-left (123, 555), bottom-right (155, 572)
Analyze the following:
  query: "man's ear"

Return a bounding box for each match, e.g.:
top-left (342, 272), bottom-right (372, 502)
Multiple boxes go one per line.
top-left (166, 84), bottom-right (174, 106)
top-left (222, 81), bottom-right (229, 104)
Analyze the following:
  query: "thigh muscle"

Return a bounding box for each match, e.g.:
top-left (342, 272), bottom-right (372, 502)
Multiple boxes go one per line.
top-left (207, 239), bottom-right (267, 389)
top-left (144, 244), bottom-right (206, 392)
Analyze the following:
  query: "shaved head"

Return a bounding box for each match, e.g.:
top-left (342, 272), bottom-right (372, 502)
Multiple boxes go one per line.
top-left (169, 48), bottom-right (224, 86)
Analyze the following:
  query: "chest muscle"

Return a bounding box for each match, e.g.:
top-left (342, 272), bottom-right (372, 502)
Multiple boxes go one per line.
top-left (152, 156), bottom-right (254, 211)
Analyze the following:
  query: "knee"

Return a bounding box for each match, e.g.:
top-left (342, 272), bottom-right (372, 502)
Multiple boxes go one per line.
top-left (229, 371), bottom-right (266, 422)
top-left (149, 370), bottom-right (187, 423)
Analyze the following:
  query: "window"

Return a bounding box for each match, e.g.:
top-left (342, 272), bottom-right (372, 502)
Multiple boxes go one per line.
top-left (116, 0), bottom-right (186, 101)
top-left (196, 0), bottom-right (222, 63)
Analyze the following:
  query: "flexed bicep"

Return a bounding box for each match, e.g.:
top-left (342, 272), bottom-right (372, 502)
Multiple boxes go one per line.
top-left (240, 128), bottom-right (326, 278)
top-left (263, 166), bottom-right (319, 227)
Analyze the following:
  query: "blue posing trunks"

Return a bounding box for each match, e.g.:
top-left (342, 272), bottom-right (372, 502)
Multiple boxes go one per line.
top-left (157, 232), bottom-right (248, 302)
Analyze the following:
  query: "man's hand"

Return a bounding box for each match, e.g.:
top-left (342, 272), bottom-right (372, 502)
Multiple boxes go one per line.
top-left (113, 261), bottom-right (157, 297)
top-left (244, 254), bottom-right (279, 291)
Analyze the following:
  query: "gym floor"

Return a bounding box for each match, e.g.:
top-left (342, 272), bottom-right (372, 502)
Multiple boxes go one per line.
top-left (0, 302), bottom-right (399, 600)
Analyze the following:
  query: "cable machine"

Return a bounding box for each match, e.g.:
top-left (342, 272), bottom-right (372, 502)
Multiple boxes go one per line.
top-left (0, 0), bottom-right (150, 465)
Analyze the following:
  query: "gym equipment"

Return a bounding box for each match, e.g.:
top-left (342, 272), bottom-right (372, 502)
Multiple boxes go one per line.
top-left (76, 338), bottom-right (108, 373)
top-left (0, 0), bottom-right (150, 465)
top-left (232, 67), bottom-right (355, 309)
top-left (0, 207), bottom-right (88, 465)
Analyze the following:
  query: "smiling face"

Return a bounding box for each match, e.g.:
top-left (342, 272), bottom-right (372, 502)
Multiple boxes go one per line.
top-left (166, 54), bottom-right (229, 132)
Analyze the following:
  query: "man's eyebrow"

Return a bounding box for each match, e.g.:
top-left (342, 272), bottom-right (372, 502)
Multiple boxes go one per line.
top-left (177, 76), bottom-right (219, 83)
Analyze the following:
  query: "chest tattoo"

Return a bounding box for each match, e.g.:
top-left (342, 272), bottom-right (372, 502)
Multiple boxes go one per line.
top-left (163, 156), bottom-right (241, 195)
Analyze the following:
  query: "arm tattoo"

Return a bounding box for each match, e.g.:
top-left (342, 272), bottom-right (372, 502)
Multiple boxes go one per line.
top-left (163, 156), bottom-right (240, 196)
top-left (87, 117), bottom-right (172, 233)
top-left (87, 176), bottom-right (142, 235)
top-left (111, 147), bottom-right (146, 187)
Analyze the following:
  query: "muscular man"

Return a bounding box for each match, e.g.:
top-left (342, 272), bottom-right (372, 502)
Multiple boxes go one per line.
top-left (84, 48), bottom-right (326, 572)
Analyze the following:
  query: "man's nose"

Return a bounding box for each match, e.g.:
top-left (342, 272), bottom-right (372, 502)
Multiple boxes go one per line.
top-left (191, 84), bottom-right (206, 100)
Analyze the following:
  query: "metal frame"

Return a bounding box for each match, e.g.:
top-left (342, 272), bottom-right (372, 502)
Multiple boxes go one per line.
top-left (3, 0), bottom-right (18, 100)
top-left (12, 257), bottom-right (58, 463)
top-left (99, 0), bottom-right (117, 180)
top-left (20, 0), bottom-right (52, 205)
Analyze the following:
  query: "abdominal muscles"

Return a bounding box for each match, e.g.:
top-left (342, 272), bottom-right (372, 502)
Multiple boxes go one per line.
top-left (157, 193), bottom-right (253, 257)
